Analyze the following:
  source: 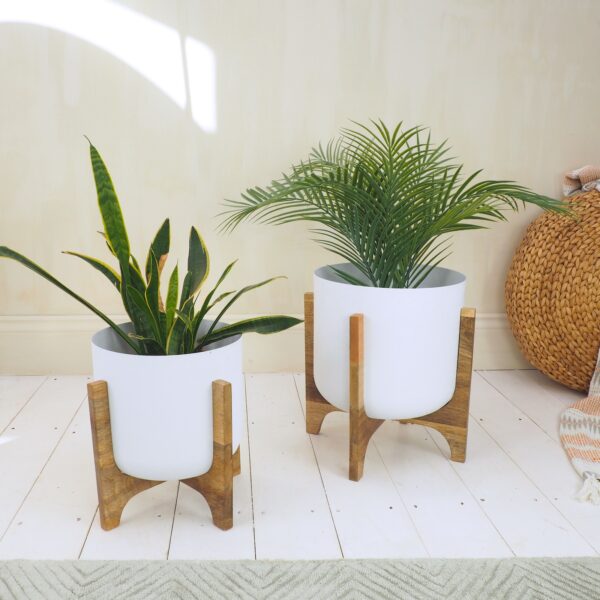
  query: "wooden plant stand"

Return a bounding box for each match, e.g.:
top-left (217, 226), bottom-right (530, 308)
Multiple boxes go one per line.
top-left (87, 379), bottom-right (241, 531)
top-left (304, 292), bottom-right (476, 482)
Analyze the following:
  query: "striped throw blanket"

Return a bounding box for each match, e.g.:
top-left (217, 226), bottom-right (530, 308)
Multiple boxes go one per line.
top-left (563, 164), bottom-right (600, 196)
top-left (559, 351), bottom-right (600, 504)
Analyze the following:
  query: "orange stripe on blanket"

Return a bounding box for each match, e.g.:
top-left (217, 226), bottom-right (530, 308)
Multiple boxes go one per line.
top-left (564, 447), bottom-right (600, 462)
top-left (571, 396), bottom-right (600, 416)
top-left (561, 434), bottom-right (600, 448)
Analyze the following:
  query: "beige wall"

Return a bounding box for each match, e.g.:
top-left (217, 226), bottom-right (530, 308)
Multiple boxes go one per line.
top-left (1, 0), bottom-right (598, 374)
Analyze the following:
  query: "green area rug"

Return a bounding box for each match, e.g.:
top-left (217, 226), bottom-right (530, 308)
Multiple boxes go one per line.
top-left (1, 558), bottom-right (599, 599)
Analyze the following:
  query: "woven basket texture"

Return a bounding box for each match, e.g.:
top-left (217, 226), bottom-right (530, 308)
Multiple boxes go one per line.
top-left (505, 190), bottom-right (600, 391)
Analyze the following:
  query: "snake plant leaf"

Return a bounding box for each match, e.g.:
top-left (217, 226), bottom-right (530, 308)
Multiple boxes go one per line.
top-left (62, 251), bottom-right (121, 291)
top-left (180, 227), bottom-right (209, 305)
top-left (189, 289), bottom-right (235, 349)
top-left (146, 218), bottom-right (170, 282)
top-left (126, 285), bottom-right (164, 352)
top-left (88, 141), bottom-right (130, 269)
top-left (4, 142), bottom-right (298, 358)
top-left (166, 297), bottom-right (194, 354)
top-left (199, 315), bottom-right (302, 348)
top-left (165, 264), bottom-right (178, 332)
top-left (144, 252), bottom-right (163, 345)
top-left (120, 262), bottom-right (150, 338)
top-left (196, 259), bottom-right (238, 319)
top-left (198, 276), bottom-right (286, 348)
top-left (174, 308), bottom-right (194, 330)
top-left (97, 231), bottom-right (116, 257)
top-left (130, 255), bottom-right (143, 277)
top-left (0, 246), bottom-right (140, 353)
top-left (128, 331), bottom-right (164, 355)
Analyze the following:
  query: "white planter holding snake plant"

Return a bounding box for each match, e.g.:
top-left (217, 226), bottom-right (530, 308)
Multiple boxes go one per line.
top-left (0, 140), bottom-right (300, 484)
top-left (91, 321), bottom-right (244, 481)
top-left (313, 263), bottom-right (466, 420)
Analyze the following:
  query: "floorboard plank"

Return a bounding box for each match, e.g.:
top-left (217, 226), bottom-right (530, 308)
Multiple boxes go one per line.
top-left (0, 371), bottom-right (596, 560)
top-left (246, 373), bottom-right (341, 559)
top-left (375, 421), bottom-right (513, 558)
top-left (470, 372), bottom-right (600, 554)
top-left (0, 376), bottom-right (87, 538)
top-left (0, 376), bottom-right (47, 433)
top-left (80, 481), bottom-right (178, 560)
top-left (480, 370), bottom-right (583, 443)
top-left (0, 401), bottom-right (97, 559)
top-left (430, 415), bottom-right (593, 556)
top-left (168, 391), bottom-right (255, 559)
top-left (293, 373), bottom-right (428, 558)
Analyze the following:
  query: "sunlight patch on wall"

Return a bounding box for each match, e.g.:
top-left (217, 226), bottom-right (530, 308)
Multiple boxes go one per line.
top-left (185, 37), bottom-right (217, 133)
top-left (0, 0), bottom-right (217, 133)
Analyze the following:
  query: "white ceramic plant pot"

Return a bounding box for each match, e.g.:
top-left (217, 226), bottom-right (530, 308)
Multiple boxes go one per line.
top-left (91, 322), bottom-right (243, 481)
top-left (313, 264), bottom-right (466, 420)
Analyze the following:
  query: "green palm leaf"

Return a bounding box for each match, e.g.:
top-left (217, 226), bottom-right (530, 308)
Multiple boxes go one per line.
top-left (222, 119), bottom-right (570, 288)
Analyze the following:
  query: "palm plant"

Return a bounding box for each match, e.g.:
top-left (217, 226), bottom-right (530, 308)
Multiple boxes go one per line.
top-left (222, 120), bottom-right (569, 288)
top-left (0, 142), bottom-right (301, 355)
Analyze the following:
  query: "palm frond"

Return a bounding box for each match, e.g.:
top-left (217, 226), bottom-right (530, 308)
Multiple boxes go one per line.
top-left (222, 120), bottom-right (570, 288)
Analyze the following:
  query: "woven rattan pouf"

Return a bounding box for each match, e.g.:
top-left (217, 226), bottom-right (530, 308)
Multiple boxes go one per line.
top-left (505, 190), bottom-right (600, 391)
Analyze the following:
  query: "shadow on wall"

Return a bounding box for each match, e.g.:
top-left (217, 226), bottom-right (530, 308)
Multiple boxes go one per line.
top-left (0, 0), bottom-right (217, 133)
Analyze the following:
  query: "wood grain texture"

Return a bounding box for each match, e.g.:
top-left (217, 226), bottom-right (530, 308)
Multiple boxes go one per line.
top-left (87, 381), bottom-right (161, 531)
top-left (304, 292), bottom-right (340, 435)
top-left (349, 313), bottom-right (383, 481)
top-left (87, 379), bottom-right (239, 532)
top-left (181, 380), bottom-right (236, 531)
top-left (399, 307), bottom-right (476, 463)
top-left (304, 289), bottom-right (475, 480)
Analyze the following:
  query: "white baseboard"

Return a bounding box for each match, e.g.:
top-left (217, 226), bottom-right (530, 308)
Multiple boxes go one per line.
top-left (0, 312), bottom-right (529, 375)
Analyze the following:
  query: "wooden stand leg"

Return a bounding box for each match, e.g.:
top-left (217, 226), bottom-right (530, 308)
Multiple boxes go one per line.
top-left (88, 378), bottom-right (239, 532)
top-left (304, 292), bottom-right (340, 434)
top-left (399, 308), bottom-right (476, 462)
top-left (349, 314), bottom-right (383, 481)
top-left (87, 381), bottom-right (162, 531)
top-left (182, 380), bottom-right (235, 530)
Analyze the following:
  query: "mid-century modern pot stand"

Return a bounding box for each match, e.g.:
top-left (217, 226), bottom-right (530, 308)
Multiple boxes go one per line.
top-left (87, 379), bottom-right (241, 531)
top-left (304, 292), bottom-right (476, 481)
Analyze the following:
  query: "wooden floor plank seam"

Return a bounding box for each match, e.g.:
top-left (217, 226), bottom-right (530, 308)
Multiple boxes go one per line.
top-left (470, 374), bottom-right (598, 556)
top-left (292, 374), bottom-right (345, 558)
top-left (0, 392), bottom-right (86, 543)
top-left (0, 372), bottom-right (597, 560)
top-left (243, 376), bottom-right (258, 560)
top-left (0, 376), bottom-right (48, 436)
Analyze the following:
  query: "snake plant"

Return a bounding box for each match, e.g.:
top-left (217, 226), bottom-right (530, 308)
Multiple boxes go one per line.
top-left (0, 142), bottom-right (301, 355)
top-left (222, 120), bottom-right (570, 288)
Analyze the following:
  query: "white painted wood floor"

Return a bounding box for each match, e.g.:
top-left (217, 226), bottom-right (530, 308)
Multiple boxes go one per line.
top-left (0, 370), bottom-right (597, 560)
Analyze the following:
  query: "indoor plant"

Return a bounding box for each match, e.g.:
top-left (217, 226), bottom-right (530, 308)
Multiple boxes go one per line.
top-left (0, 141), bottom-right (300, 480)
top-left (222, 120), bottom-right (569, 419)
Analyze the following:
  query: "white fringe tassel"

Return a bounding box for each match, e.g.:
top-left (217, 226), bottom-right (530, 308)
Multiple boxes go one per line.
top-left (576, 472), bottom-right (600, 505)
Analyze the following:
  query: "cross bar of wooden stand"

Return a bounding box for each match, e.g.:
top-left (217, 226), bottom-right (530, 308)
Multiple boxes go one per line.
top-left (87, 379), bottom-right (241, 531)
top-left (304, 292), bottom-right (476, 482)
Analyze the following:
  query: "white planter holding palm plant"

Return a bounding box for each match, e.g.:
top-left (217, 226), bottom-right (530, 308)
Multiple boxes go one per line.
top-left (313, 264), bottom-right (466, 420)
top-left (91, 322), bottom-right (244, 481)
top-left (224, 120), bottom-right (568, 477)
top-left (224, 122), bottom-right (568, 417)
